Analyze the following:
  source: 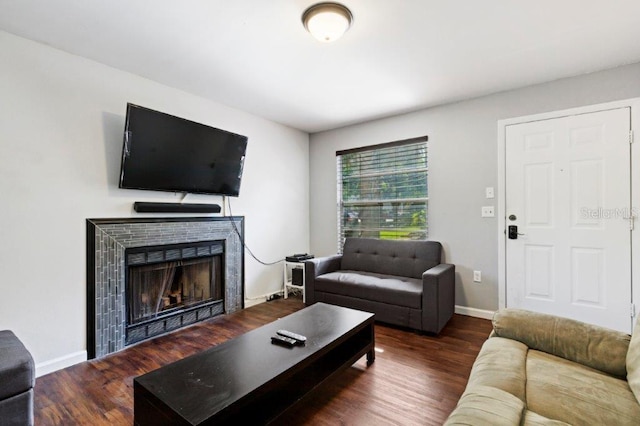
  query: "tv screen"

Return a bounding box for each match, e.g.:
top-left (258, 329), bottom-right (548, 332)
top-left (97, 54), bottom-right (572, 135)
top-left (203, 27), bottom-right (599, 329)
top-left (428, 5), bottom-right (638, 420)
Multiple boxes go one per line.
top-left (119, 103), bottom-right (248, 196)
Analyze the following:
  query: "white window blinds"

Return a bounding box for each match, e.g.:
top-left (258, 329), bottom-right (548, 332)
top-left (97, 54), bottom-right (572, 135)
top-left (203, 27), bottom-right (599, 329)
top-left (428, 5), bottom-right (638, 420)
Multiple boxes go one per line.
top-left (336, 136), bottom-right (428, 252)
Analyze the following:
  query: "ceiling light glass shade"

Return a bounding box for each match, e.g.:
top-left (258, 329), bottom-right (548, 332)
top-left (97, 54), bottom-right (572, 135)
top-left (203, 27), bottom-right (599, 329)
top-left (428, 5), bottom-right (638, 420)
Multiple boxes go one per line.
top-left (302, 3), bottom-right (353, 43)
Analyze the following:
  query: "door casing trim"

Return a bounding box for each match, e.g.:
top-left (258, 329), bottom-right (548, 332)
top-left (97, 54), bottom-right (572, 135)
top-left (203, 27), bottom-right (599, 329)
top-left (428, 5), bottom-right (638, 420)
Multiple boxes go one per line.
top-left (497, 98), bottom-right (640, 329)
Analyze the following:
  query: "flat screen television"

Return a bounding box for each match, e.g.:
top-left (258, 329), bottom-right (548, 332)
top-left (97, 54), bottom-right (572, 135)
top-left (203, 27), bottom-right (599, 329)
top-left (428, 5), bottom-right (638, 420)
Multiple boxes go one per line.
top-left (119, 103), bottom-right (248, 196)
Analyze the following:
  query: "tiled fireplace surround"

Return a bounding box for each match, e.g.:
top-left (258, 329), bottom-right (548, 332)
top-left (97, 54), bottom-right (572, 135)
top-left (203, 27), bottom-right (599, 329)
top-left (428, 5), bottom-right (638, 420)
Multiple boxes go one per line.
top-left (86, 217), bottom-right (244, 359)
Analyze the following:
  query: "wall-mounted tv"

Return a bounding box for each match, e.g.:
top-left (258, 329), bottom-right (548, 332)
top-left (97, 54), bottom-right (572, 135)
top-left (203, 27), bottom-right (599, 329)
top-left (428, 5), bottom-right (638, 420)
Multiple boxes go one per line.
top-left (119, 103), bottom-right (248, 197)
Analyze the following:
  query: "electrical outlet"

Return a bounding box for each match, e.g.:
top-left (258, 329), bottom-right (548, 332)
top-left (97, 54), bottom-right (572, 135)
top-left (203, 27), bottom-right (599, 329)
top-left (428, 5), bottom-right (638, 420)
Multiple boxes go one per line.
top-left (473, 270), bottom-right (482, 282)
top-left (481, 206), bottom-right (495, 217)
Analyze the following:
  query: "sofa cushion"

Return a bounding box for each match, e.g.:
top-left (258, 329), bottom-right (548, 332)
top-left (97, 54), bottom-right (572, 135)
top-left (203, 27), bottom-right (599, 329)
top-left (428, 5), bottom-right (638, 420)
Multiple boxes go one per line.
top-left (444, 386), bottom-right (525, 426)
top-left (493, 309), bottom-right (630, 378)
top-left (627, 316), bottom-right (640, 404)
top-left (341, 238), bottom-right (441, 279)
top-left (0, 330), bottom-right (35, 401)
top-left (522, 410), bottom-right (570, 425)
top-left (466, 337), bottom-right (527, 402)
top-left (526, 349), bottom-right (640, 425)
top-left (315, 271), bottom-right (422, 309)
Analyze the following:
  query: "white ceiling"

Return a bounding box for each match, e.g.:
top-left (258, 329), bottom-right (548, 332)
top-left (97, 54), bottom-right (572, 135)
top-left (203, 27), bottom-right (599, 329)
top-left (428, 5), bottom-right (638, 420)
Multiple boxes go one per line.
top-left (2, 0), bottom-right (640, 133)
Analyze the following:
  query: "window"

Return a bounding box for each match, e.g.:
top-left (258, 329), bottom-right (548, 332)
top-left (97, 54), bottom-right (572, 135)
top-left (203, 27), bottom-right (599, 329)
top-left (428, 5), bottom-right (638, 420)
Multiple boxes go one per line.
top-left (336, 136), bottom-right (428, 251)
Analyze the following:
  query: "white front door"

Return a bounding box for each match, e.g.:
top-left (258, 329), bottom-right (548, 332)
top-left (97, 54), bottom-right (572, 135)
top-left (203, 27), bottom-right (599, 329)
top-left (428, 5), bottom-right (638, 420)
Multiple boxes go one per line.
top-left (505, 107), bottom-right (632, 332)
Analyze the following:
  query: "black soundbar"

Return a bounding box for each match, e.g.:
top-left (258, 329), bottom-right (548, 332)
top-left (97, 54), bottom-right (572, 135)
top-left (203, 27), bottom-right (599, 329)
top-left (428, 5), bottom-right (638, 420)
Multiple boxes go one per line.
top-left (133, 202), bottom-right (221, 214)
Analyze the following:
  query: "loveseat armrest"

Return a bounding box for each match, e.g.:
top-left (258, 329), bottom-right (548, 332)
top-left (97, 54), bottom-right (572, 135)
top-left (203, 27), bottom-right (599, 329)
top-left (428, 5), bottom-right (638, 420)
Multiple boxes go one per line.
top-left (304, 255), bottom-right (342, 306)
top-left (422, 263), bottom-right (455, 334)
top-left (492, 308), bottom-right (631, 378)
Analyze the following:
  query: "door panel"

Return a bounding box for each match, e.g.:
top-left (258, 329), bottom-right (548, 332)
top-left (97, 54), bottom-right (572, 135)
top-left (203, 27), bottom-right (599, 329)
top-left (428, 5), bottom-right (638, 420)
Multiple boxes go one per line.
top-left (525, 163), bottom-right (553, 226)
top-left (524, 245), bottom-right (554, 300)
top-left (505, 108), bottom-right (632, 332)
top-left (570, 247), bottom-right (604, 306)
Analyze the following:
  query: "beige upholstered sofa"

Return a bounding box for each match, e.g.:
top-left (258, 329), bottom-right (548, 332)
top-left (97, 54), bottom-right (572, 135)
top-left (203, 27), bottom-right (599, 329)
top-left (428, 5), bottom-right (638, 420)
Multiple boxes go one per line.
top-left (445, 309), bottom-right (640, 425)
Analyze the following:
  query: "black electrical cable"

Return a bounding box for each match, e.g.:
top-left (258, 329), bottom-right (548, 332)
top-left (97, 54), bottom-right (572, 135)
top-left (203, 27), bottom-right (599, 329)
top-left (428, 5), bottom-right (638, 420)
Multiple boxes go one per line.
top-left (225, 197), bottom-right (284, 266)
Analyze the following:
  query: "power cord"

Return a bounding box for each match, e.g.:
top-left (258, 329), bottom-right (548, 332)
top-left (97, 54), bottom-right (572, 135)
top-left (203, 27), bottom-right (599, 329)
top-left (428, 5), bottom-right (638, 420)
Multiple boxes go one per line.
top-left (225, 197), bottom-right (284, 266)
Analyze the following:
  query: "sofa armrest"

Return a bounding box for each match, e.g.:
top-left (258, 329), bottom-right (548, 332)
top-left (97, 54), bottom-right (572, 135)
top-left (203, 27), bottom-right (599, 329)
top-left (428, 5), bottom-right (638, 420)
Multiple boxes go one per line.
top-left (304, 255), bottom-right (342, 306)
top-left (422, 263), bottom-right (455, 334)
top-left (492, 309), bottom-right (631, 378)
top-left (444, 385), bottom-right (525, 426)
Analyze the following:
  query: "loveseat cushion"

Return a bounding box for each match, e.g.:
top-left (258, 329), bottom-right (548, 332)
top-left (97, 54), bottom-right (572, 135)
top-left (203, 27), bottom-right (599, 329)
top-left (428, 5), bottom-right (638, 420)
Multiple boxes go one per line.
top-left (0, 330), bottom-right (35, 401)
top-left (627, 316), bottom-right (640, 404)
top-left (444, 386), bottom-right (525, 425)
top-left (341, 238), bottom-right (441, 279)
top-left (314, 271), bottom-right (422, 309)
top-left (493, 309), bottom-right (630, 378)
top-left (526, 349), bottom-right (640, 425)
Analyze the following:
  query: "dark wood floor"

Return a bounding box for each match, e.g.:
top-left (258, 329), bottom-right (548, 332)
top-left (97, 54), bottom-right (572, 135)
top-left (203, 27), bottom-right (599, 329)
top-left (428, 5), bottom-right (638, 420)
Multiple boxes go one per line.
top-left (34, 297), bottom-right (492, 425)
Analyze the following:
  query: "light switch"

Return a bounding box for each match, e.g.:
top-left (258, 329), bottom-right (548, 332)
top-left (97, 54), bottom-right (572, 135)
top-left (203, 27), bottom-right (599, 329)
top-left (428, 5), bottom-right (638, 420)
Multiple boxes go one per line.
top-left (486, 187), bottom-right (494, 199)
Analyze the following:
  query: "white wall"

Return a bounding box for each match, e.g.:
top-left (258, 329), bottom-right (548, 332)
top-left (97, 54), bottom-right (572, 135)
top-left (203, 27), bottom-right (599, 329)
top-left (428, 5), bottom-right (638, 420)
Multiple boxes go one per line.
top-left (309, 61), bottom-right (640, 315)
top-left (0, 31), bottom-right (309, 374)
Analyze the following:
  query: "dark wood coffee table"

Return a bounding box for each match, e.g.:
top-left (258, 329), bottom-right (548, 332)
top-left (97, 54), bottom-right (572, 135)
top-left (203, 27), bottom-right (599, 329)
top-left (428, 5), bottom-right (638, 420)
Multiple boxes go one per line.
top-left (133, 302), bottom-right (375, 425)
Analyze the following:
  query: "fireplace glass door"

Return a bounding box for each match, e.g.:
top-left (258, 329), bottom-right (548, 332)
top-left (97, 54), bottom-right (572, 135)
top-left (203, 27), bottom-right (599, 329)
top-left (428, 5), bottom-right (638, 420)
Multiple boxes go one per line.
top-left (128, 256), bottom-right (222, 325)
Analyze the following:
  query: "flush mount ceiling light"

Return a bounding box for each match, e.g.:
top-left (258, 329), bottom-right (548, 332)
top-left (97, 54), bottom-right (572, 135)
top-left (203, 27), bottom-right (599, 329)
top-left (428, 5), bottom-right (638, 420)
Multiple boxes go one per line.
top-left (302, 2), bottom-right (353, 43)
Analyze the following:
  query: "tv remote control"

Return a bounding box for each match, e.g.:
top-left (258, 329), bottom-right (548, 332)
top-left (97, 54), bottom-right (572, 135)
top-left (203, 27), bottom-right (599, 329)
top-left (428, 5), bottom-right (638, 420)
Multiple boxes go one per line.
top-left (271, 335), bottom-right (297, 347)
top-left (277, 330), bottom-right (307, 343)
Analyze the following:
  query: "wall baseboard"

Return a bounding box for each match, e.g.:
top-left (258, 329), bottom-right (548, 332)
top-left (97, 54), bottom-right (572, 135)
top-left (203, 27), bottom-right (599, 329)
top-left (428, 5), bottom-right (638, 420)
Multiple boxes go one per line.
top-left (36, 350), bottom-right (87, 378)
top-left (244, 298), bottom-right (266, 308)
top-left (244, 289), bottom-right (286, 308)
top-left (455, 305), bottom-right (495, 320)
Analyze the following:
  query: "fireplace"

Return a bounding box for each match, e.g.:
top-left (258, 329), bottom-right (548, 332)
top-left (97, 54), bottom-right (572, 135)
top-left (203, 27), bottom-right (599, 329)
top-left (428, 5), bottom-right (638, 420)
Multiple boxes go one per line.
top-left (86, 217), bottom-right (244, 359)
top-left (124, 241), bottom-right (225, 345)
